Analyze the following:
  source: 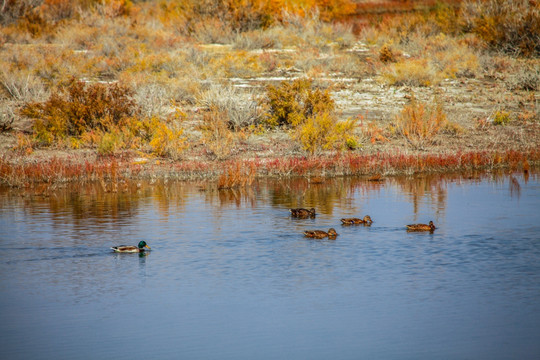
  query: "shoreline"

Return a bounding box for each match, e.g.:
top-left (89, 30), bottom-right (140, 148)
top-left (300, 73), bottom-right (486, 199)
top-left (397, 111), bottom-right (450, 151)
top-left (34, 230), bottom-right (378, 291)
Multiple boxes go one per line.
top-left (1, 147), bottom-right (537, 189)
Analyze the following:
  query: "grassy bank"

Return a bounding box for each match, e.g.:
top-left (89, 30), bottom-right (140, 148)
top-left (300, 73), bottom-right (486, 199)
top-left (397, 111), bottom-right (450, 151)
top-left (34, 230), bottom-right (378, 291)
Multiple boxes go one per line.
top-left (1, 148), bottom-right (537, 188)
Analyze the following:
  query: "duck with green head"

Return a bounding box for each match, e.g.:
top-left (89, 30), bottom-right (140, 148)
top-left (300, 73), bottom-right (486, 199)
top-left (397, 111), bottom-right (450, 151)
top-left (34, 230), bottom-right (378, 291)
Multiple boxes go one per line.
top-left (111, 241), bottom-right (151, 253)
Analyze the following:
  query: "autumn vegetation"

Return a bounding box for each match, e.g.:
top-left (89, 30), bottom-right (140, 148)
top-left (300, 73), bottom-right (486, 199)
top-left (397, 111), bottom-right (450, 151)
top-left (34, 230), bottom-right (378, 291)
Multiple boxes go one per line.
top-left (0, 0), bottom-right (538, 187)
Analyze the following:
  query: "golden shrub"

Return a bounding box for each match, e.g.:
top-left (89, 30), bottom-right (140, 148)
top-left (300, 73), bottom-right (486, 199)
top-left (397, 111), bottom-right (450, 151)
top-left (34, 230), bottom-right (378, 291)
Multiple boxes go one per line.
top-left (21, 79), bottom-right (137, 142)
top-left (295, 112), bottom-right (358, 154)
top-left (492, 110), bottom-right (511, 126)
top-left (149, 120), bottom-right (187, 159)
top-left (265, 78), bottom-right (334, 128)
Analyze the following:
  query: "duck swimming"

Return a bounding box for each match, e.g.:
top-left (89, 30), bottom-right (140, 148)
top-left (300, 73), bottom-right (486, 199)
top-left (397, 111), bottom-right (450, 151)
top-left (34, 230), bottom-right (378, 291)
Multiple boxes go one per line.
top-left (406, 221), bottom-right (436, 232)
top-left (111, 241), bottom-right (151, 253)
top-left (341, 215), bottom-right (373, 225)
top-left (290, 208), bottom-right (316, 218)
top-left (304, 228), bottom-right (338, 239)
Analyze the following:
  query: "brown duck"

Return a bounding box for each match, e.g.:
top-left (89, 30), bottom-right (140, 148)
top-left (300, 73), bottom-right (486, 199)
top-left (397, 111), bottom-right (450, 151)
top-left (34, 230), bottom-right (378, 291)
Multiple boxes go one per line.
top-left (406, 221), bottom-right (436, 232)
top-left (304, 228), bottom-right (338, 239)
top-left (290, 208), bottom-right (316, 218)
top-left (341, 215), bottom-right (373, 225)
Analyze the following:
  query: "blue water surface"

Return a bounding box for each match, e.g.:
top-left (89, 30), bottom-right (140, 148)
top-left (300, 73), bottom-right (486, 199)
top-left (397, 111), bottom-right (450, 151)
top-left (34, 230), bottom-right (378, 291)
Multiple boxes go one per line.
top-left (0, 173), bottom-right (539, 360)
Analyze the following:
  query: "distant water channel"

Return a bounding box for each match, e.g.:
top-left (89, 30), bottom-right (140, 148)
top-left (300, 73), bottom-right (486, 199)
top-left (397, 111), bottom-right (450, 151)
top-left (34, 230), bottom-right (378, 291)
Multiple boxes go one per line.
top-left (1, 172), bottom-right (539, 360)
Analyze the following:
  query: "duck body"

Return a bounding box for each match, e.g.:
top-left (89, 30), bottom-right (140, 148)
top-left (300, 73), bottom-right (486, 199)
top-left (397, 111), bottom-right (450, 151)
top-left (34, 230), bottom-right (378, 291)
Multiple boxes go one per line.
top-left (341, 215), bottom-right (373, 225)
top-left (406, 221), bottom-right (436, 232)
top-left (290, 208), bottom-right (316, 218)
top-left (304, 228), bottom-right (338, 239)
top-left (111, 241), bottom-right (151, 253)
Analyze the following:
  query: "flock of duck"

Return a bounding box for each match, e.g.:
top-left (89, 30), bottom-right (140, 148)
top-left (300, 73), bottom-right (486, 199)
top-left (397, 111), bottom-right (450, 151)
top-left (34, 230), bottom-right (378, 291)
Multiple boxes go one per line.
top-left (110, 209), bottom-right (436, 253)
top-left (290, 207), bottom-right (436, 240)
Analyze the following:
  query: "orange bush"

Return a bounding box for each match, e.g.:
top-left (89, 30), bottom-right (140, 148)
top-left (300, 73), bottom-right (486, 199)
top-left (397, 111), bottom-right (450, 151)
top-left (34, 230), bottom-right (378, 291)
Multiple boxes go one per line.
top-left (395, 94), bottom-right (447, 149)
top-left (461, 0), bottom-right (540, 56)
top-left (21, 79), bottom-right (138, 142)
top-left (160, 0), bottom-right (356, 33)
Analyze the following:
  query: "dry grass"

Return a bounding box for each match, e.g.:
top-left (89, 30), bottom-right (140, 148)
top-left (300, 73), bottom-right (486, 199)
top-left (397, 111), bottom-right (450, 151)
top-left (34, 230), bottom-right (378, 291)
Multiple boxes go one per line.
top-left (394, 95), bottom-right (447, 150)
top-left (197, 84), bottom-right (261, 130)
top-left (217, 160), bottom-right (256, 190)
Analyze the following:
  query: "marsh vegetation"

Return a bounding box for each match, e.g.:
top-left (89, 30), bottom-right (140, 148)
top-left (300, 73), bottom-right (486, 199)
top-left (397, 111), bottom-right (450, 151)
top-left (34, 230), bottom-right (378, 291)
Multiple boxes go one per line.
top-left (0, 0), bottom-right (538, 186)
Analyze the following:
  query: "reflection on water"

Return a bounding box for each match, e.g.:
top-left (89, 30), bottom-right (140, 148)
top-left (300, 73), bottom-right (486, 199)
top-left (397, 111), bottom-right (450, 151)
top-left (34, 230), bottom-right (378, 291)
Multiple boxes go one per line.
top-left (0, 171), bottom-right (539, 360)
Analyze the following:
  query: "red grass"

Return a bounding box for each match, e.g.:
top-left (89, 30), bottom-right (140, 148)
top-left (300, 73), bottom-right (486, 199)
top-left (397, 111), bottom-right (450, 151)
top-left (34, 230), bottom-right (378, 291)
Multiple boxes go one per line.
top-left (1, 148), bottom-right (538, 187)
top-left (0, 156), bottom-right (140, 187)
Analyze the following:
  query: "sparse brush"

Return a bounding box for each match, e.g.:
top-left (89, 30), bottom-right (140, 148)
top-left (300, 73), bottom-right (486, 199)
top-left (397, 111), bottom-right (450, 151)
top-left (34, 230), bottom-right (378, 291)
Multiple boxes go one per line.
top-left (199, 105), bottom-right (235, 160)
top-left (461, 0), bottom-right (540, 56)
top-left (134, 83), bottom-right (172, 118)
top-left (363, 121), bottom-right (390, 144)
top-left (506, 65), bottom-right (540, 91)
top-left (394, 94), bottom-right (447, 149)
top-left (0, 69), bottom-right (48, 102)
top-left (97, 128), bottom-right (124, 155)
top-left (383, 59), bottom-right (437, 87)
top-left (12, 132), bottom-right (34, 155)
top-left (197, 84), bottom-right (261, 130)
top-left (233, 31), bottom-right (277, 50)
top-left (264, 78), bottom-right (356, 154)
top-left (0, 103), bottom-right (17, 133)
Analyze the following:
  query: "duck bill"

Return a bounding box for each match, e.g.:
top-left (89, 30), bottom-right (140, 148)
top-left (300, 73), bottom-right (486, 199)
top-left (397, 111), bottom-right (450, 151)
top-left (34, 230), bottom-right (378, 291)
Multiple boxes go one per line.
top-left (145, 245), bottom-right (151, 250)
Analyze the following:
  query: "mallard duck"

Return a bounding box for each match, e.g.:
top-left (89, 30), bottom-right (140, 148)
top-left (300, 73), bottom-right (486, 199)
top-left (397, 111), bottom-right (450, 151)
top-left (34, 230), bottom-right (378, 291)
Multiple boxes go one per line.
top-left (406, 221), bottom-right (436, 232)
top-left (290, 208), bottom-right (316, 218)
top-left (341, 215), bottom-right (373, 225)
top-left (304, 228), bottom-right (338, 239)
top-left (111, 241), bottom-right (151, 253)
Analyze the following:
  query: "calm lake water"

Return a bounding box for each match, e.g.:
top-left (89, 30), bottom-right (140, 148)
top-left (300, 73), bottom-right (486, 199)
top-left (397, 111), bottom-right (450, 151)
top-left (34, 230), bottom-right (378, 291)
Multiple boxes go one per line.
top-left (1, 172), bottom-right (539, 360)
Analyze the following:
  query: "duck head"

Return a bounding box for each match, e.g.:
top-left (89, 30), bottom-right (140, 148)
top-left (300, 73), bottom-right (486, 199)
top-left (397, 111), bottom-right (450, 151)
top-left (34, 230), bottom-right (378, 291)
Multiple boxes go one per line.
top-left (138, 241), bottom-right (151, 250)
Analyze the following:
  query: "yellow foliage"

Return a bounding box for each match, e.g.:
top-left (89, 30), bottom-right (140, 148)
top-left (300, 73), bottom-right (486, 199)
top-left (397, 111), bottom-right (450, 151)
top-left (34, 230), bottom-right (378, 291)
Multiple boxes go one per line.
top-left (295, 112), bottom-right (357, 154)
top-left (149, 120), bottom-right (187, 159)
top-left (265, 78), bottom-right (334, 128)
top-left (492, 110), bottom-right (511, 126)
